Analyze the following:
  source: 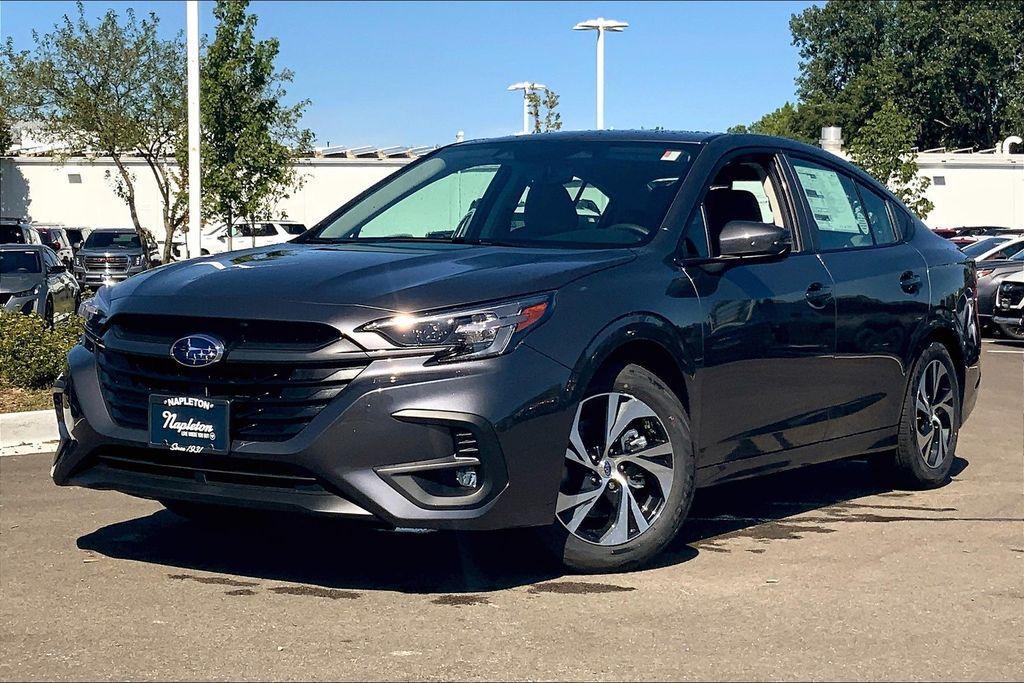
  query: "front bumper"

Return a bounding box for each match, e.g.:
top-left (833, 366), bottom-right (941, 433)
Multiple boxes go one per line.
top-left (1, 293), bottom-right (39, 315)
top-left (992, 314), bottom-right (1024, 339)
top-left (74, 266), bottom-right (146, 287)
top-left (52, 343), bottom-right (574, 530)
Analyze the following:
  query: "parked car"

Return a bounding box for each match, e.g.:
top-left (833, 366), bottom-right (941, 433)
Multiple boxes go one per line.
top-left (32, 225), bottom-right (76, 267)
top-left (992, 270), bottom-right (1024, 340)
top-left (0, 218), bottom-right (43, 245)
top-left (961, 235), bottom-right (1024, 262)
top-left (977, 251), bottom-right (1024, 332)
top-left (0, 244), bottom-right (81, 324)
top-left (53, 131), bottom-right (981, 572)
top-left (65, 227), bottom-right (92, 253)
top-left (72, 228), bottom-right (151, 288)
top-left (207, 221), bottom-right (307, 253)
top-left (947, 226), bottom-right (1022, 248)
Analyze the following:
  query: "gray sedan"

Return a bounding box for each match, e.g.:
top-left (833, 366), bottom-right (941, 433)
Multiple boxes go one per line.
top-left (977, 250), bottom-right (1024, 331)
top-left (0, 244), bottom-right (81, 325)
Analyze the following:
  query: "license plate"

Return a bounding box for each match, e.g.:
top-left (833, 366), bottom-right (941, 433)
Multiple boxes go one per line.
top-left (149, 395), bottom-right (230, 454)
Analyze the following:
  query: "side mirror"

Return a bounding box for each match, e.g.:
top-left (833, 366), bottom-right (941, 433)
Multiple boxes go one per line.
top-left (718, 221), bottom-right (792, 259)
top-left (49, 264), bottom-right (66, 274)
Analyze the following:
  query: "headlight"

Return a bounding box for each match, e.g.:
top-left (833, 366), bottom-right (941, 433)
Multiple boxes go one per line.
top-left (359, 294), bottom-right (552, 362)
top-left (79, 286), bottom-right (110, 332)
top-left (10, 285), bottom-right (42, 298)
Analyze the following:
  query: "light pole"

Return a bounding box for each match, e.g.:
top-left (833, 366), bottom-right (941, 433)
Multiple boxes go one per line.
top-left (573, 17), bottom-right (628, 130)
top-left (507, 81), bottom-right (547, 135)
top-left (186, 0), bottom-right (202, 259)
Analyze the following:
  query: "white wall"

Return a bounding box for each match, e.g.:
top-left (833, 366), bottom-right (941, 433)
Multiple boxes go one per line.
top-left (0, 156), bottom-right (409, 241)
top-left (916, 153), bottom-right (1023, 229)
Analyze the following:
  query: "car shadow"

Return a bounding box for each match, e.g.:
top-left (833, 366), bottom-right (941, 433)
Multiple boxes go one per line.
top-left (77, 456), bottom-right (969, 594)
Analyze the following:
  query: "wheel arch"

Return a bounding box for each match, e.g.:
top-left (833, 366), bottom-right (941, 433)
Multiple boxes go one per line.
top-left (567, 313), bottom-right (696, 414)
top-left (909, 321), bottom-right (966, 404)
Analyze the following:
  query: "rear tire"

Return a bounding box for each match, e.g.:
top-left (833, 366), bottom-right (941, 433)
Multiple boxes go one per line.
top-left (541, 363), bottom-right (696, 573)
top-left (887, 342), bottom-right (961, 488)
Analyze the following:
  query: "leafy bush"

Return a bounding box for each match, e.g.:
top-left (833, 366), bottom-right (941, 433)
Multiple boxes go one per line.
top-left (0, 312), bottom-right (82, 390)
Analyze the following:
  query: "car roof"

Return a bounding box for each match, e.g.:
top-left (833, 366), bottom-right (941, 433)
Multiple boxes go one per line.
top-left (460, 129), bottom-right (722, 146)
top-left (0, 243), bottom-right (47, 252)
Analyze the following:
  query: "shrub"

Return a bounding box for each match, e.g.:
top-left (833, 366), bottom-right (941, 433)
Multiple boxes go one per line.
top-left (0, 312), bottom-right (83, 390)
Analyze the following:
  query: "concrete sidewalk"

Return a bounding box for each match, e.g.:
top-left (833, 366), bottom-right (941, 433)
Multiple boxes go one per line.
top-left (0, 410), bottom-right (59, 456)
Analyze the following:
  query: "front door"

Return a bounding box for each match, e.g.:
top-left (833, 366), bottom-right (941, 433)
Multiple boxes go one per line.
top-left (683, 152), bottom-right (836, 465)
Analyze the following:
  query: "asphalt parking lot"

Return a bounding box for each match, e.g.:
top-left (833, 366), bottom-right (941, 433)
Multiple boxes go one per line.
top-left (1, 342), bottom-right (1021, 681)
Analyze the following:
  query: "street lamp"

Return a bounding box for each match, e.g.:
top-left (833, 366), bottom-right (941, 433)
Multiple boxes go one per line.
top-left (573, 17), bottom-right (628, 130)
top-left (507, 81), bottom-right (547, 135)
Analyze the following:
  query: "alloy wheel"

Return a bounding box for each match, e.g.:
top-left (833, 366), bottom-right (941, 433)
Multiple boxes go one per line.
top-left (556, 392), bottom-right (674, 546)
top-left (915, 359), bottom-right (955, 468)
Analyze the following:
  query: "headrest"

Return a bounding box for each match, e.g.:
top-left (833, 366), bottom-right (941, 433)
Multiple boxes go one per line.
top-left (523, 183), bottom-right (579, 237)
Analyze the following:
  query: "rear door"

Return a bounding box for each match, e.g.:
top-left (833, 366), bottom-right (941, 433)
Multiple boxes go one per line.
top-left (786, 155), bottom-right (929, 438)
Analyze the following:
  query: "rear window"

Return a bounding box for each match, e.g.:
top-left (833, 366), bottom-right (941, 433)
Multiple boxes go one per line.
top-left (1, 225), bottom-right (26, 244)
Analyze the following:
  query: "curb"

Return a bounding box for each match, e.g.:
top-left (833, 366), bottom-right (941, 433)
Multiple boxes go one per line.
top-left (0, 409), bottom-right (59, 456)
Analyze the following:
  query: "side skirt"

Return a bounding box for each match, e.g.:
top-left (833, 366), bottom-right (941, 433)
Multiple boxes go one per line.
top-left (694, 427), bottom-right (898, 488)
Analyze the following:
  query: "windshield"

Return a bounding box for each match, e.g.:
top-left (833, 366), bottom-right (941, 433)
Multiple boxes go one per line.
top-left (0, 250), bottom-right (41, 273)
top-left (304, 140), bottom-right (699, 248)
top-left (84, 231), bottom-right (141, 250)
top-left (961, 237), bottom-right (1007, 257)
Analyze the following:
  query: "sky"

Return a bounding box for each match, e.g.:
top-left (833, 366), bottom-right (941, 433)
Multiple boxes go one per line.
top-left (1, 0), bottom-right (816, 148)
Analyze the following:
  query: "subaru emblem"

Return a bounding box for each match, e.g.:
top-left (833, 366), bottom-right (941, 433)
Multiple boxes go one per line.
top-left (170, 334), bottom-right (225, 367)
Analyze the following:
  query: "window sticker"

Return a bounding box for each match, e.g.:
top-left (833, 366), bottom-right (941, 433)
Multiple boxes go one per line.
top-left (793, 165), bottom-right (862, 233)
top-left (661, 150), bottom-right (682, 162)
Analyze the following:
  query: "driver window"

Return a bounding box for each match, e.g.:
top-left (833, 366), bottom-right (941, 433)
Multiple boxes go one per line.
top-left (697, 156), bottom-right (789, 257)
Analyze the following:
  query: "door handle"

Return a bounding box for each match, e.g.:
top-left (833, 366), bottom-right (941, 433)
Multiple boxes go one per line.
top-left (805, 281), bottom-right (833, 309)
top-left (900, 271), bottom-right (923, 294)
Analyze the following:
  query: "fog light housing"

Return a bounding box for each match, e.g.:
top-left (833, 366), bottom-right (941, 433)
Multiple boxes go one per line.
top-left (455, 467), bottom-right (478, 489)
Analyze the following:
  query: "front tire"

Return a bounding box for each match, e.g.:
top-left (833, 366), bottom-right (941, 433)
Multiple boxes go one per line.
top-left (888, 342), bottom-right (961, 488)
top-left (542, 364), bottom-right (696, 573)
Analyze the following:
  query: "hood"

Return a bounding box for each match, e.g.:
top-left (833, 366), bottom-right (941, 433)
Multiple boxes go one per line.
top-left (110, 242), bottom-right (635, 312)
top-left (0, 272), bottom-right (42, 294)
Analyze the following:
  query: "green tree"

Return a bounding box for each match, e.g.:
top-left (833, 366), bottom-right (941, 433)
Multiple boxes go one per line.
top-left (848, 101), bottom-right (934, 218)
top-left (726, 102), bottom-right (815, 144)
top-left (201, 0), bottom-right (312, 250)
top-left (731, 0), bottom-right (1022, 218)
top-left (526, 88), bottom-right (563, 133)
top-left (2, 4), bottom-right (188, 250)
top-left (789, 0), bottom-right (1023, 150)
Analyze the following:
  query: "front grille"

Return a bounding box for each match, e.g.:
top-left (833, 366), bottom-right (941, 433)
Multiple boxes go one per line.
top-left (84, 255), bottom-right (129, 270)
top-left (97, 348), bottom-right (366, 442)
top-left (110, 314), bottom-right (340, 351)
top-left (998, 283), bottom-right (1024, 309)
top-left (94, 447), bottom-right (325, 491)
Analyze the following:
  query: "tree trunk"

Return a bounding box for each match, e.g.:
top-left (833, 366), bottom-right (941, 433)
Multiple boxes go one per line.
top-left (111, 155), bottom-right (145, 241)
